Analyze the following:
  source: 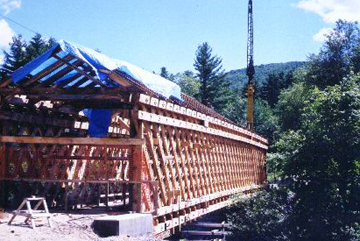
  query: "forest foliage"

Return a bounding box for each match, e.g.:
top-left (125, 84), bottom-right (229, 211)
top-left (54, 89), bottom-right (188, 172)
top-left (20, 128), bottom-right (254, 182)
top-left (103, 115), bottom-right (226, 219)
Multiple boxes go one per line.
top-left (228, 20), bottom-right (360, 241)
top-left (0, 33), bottom-right (55, 81)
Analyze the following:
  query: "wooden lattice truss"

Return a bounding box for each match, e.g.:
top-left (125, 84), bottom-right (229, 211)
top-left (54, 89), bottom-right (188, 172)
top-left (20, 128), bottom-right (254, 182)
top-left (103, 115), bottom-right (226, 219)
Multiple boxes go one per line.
top-left (0, 49), bottom-right (267, 237)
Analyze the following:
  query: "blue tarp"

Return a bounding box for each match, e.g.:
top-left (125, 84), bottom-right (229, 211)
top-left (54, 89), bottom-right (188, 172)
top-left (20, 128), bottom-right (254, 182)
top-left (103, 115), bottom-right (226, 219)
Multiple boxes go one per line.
top-left (12, 40), bottom-right (182, 101)
top-left (83, 109), bottom-right (113, 138)
top-left (10, 40), bottom-right (183, 137)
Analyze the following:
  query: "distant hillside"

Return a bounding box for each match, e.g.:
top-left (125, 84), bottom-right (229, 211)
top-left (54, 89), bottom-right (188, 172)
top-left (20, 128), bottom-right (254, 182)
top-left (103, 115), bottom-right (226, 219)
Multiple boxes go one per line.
top-left (226, 61), bottom-right (307, 89)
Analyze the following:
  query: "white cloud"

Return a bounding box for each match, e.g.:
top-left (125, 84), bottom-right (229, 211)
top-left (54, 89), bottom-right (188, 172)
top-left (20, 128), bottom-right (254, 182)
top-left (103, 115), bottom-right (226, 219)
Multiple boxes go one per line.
top-left (313, 27), bottom-right (334, 42)
top-left (0, 19), bottom-right (15, 48)
top-left (0, 0), bottom-right (21, 15)
top-left (296, 0), bottom-right (360, 23)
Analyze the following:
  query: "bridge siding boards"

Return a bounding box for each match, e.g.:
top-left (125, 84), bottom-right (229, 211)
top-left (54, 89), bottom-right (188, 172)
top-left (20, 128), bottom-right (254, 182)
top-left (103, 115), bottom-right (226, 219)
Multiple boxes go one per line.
top-left (132, 96), bottom-right (266, 237)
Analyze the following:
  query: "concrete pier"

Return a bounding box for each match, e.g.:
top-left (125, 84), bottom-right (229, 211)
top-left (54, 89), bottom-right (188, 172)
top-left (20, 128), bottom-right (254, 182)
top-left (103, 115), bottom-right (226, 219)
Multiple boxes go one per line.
top-left (92, 213), bottom-right (153, 237)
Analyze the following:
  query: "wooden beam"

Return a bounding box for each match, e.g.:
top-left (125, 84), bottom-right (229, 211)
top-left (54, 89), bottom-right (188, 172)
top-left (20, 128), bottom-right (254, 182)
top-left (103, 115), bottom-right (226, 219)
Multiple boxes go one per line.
top-left (56, 73), bottom-right (83, 88)
top-left (21, 55), bottom-right (74, 88)
top-left (190, 222), bottom-right (231, 229)
top-left (0, 136), bottom-right (144, 146)
top-left (53, 55), bottom-right (106, 87)
top-left (0, 86), bottom-right (131, 96)
top-left (137, 110), bottom-right (268, 150)
top-left (37, 60), bottom-right (83, 87)
top-left (0, 77), bottom-right (13, 88)
top-left (0, 111), bottom-right (73, 128)
top-left (108, 72), bottom-right (133, 87)
top-left (25, 94), bottom-right (124, 101)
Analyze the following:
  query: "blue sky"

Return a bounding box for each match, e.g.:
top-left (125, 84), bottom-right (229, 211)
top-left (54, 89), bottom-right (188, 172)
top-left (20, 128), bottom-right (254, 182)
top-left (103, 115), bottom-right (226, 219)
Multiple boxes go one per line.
top-left (1, 0), bottom-right (359, 74)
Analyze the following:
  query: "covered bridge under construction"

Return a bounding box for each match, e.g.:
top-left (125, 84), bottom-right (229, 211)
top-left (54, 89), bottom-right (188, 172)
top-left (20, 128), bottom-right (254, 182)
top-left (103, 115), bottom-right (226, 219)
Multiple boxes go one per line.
top-left (0, 40), bottom-right (267, 236)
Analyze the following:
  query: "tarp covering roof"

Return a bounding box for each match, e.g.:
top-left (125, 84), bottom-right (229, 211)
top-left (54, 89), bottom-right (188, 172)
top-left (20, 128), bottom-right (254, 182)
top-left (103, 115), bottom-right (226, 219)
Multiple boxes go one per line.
top-left (11, 40), bottom-right (182, 101)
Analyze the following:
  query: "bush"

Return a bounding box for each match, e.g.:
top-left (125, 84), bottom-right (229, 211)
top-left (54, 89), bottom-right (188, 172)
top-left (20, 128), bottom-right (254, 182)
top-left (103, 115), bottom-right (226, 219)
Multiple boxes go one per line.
top-left (227, 187), bottom-right (292, 241)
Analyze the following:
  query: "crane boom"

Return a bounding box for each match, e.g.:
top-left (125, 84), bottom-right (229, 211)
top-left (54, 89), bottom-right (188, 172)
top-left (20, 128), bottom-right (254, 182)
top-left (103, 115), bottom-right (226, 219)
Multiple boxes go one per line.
top-left (247, 0), bottom-right (255, 84)
top-left (246, 0), bottom-right (255, 130)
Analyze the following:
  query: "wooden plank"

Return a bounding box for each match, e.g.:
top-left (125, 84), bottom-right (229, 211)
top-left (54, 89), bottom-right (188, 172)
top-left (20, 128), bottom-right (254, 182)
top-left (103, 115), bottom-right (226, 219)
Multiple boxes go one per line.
top-left (153, 125), bottom-right (174, 206)
top-left (0, 136), bottom-right (144, 146)
top-left (158, 124), bottom-right (178, 200)
top-left (136, 93), bottom-right (268, 144)
top-left (197, 132), bottom-right (215, 194)
top-left (21, 55), bottom-right (74, 88)
top-left (233, 142), bottom-right (243, 188)
top-left (230, 142), bottom-right (240, 188)
top-left (0, 111), bottom-right (73, 128)
top-left (143, 122), bottom-right (168, 206)
top-left (53, 55), bottom-right (106, 87)
top-left (108, 72), bottom-right (133, 87)
top-left (191, 222), bottom-right (230, 229)
top-left (39, 60), bottom-right (83, 87)
top-left (179, 129), bottom-right (199, 198)
top-left (201, 133), bottom-right (218, 193)
top-left (137, 110), bottom-right (268, 150)
top-left (187, 130), bottom-right (206, 196)
top-left (181, 230), bottom-right (231, 236)
top-left (0, 77), bottom-right (13, 88)
top-left (166, 126), bottom-right (186, 201)
top-left (150, 97), bottom-right (159, 107)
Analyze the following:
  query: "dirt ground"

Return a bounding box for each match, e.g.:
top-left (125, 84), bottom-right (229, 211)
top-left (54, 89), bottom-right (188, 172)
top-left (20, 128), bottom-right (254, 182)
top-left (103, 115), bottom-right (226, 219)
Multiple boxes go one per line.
top-left (0, 211), bottom-right (162, 241)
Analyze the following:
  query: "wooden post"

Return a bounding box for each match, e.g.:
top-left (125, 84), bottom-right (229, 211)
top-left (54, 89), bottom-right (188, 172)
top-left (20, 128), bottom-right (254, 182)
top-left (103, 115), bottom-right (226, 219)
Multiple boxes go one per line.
top-left (105, 146), bottom-right (109, 211)
top-left (153, 182), bottom-right (159, 215)
top-left (0, 141), bottom-right (7, 208)
top-left (129, 113), bottom-right (146, 212)
top-left (1, 122), bottom-right (7, 208)
top-left (131, 144), bottom-right (144, 212)
top-left (64, 181), bottom-right (69, 212)
top-left (106, 181), bottom-right (109, 211)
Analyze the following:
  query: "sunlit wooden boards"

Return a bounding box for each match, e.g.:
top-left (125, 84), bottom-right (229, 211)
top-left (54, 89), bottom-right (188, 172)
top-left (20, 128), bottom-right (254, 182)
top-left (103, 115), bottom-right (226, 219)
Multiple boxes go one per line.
top-left (137, 110), bottom-right (267, 150)
top-left (138, 93), bottom-right (268, 238)
top-left (138, 94), bottom-right (268, 145)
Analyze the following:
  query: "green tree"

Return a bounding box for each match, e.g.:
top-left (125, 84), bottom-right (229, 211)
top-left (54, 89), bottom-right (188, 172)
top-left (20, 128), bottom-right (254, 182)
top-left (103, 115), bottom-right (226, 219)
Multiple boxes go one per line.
top-left (25, 33), bottom-right (51, 62)
top-left (228, 188), bottom-right (292, 241)
top-left (225, 92), bottom-right (247, 127)
top-left (259, 73), bottom-right (281, 107)
top-left (307, 20), bottom-right (360, 88)
top-left (276, 82), bottom-right (311, 131)
top-left (160, 67), bottom-right (170, 80)
top-left (254, 98), bottom-right (279, 142)
top-left (1, 33), bottom-right (55, 82)
top-left (1, 35), bottom-right (28, 80)
top-left (259, 71), bottom-right (295, 108)
top-left (277, 74), bottom-right (360, 240)
top-left (193, 42), bottom-right (232, 115)
top-left (173, 71), bottom-right (200, 98)
top-left (228, 20), bottom-right (360, 241)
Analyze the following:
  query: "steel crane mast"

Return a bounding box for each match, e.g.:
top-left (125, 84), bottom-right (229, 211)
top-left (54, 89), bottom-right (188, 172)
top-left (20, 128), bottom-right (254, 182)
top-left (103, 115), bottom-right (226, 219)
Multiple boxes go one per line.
top-left (246, 0), bottom-right (255, 130)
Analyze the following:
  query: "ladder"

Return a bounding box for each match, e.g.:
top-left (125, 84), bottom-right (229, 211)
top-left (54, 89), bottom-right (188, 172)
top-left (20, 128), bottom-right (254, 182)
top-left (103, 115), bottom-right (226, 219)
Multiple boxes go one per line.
top-left (8, 197), bottom-right (52, 229)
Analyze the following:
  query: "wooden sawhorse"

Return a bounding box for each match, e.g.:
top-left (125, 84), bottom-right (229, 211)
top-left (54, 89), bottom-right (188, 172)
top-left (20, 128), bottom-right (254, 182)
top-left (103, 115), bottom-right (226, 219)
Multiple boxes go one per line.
top-left (8, 197), bottom-right (52, 229)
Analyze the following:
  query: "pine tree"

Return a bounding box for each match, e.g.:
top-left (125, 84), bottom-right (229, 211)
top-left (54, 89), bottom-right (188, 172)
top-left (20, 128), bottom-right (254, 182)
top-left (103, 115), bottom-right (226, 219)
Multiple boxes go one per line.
top-left (25, 33), bottom-right (48, 62)
top-left (193, 42), bottom-right (232, 114)
top-left (0, 34), bottom-right (56, 82)
top-left (160, 67), bottom-right (170, 80)
top-left (259, 73), bottom-right (280, 108)
top-left (2, 35), bottom-right (27, 79)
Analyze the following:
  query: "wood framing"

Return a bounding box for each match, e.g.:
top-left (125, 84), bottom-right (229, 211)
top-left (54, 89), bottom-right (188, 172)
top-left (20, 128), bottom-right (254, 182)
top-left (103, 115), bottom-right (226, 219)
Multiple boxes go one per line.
top-left (0, 49), bottom-right (267, 237)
